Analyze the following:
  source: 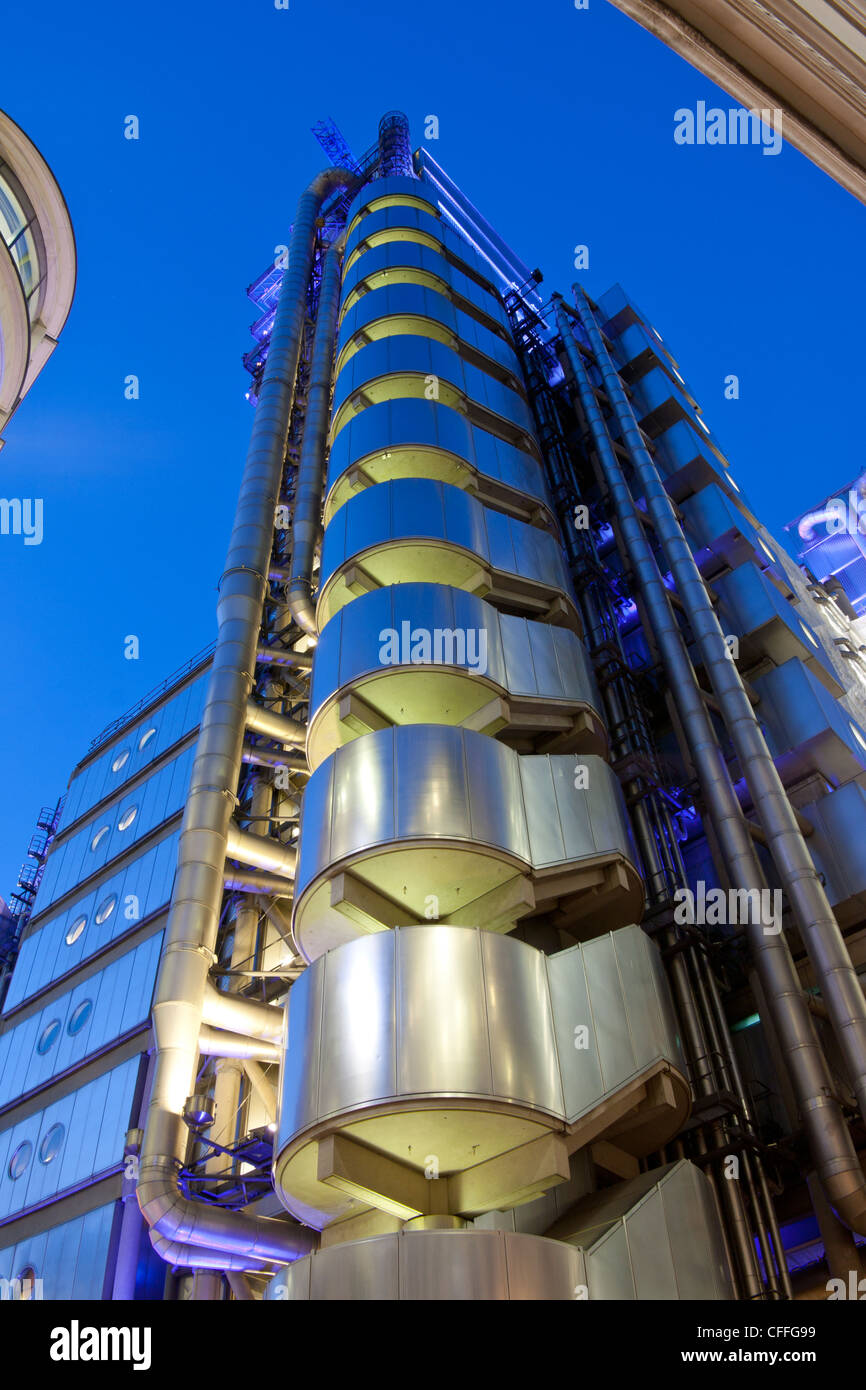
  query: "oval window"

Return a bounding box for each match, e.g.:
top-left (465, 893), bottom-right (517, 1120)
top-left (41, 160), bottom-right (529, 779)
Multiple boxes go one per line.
top-left (8, 1140), bottom-right (33, 1180)
top-left (117, 805), bottom-right (137, 832)
top-left (67, 999), bottom-right (93, 1036)
top-left (111, 748), bottom-right (130, 773)
top-left (90, 825), bottom-right (109, 852)
top-left (65, 914), bottom-right (87, 946)
top-left (138, 727), bottom-right (157, 751)
top-left (850, 723), bottom-right (866, 754)
top-left (94, 893), bottom-right (117, 925)
top-left (38, 1124), bottom-right (65, 1165)
top-left (36, 1019), bottom-right (61, 1055)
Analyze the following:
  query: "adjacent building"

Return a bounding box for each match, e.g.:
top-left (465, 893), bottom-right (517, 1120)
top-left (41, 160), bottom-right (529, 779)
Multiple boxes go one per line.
top-left (2, 111), bottom-right (865, 1301)
top-left (607, 0), bottom-right (866, 202)
top-left (0, 107), bottom-right (75, 444)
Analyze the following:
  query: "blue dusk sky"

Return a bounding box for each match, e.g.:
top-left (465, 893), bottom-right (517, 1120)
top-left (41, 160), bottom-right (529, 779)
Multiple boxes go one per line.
top-left (0, 0), bottom-right (863, 896)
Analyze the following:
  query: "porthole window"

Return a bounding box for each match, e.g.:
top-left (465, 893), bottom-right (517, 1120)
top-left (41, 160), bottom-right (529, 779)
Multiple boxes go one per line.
top-left (138, 727), bottom-right (157, 751)
top-left (36, 1019), bottom-right (61, 1055)
top-left (67, 999), bottom-right (93, 1036)
top-left (90, 825), bottom-right (109, 852)
top-left (94, 893), bottom-right (117, 926)
top-left (111, 748), bottom-right (130, 773)
top-left (8, 1140), bottom-right (33, 1180)
top-left (65, 914), bottom-right (87, 946)
top-left (38, 1124), bottom-right (65, 1165)
top-left (117, 805), bottom-right (137, 832)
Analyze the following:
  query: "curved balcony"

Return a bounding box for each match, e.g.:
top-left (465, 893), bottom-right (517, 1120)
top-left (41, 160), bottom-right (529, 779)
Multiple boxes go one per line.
top-left (331, 335), bottom-right (535, 449)
top-left (336, 284), bottom-right (522, 389)
top-left (344, 175), bottom-right (440, 237)
top-left (292, 727), bottom-right (643, 960)
top-left (324, 398), bottom-right (551, 528)
top-left (340, 240), bottom-right (509, 334)
top-left (344, 204), bottom-right (499, 296)
top-left (316, 478), bottom-right (579, 633)
top-left (307, 582), bottom-right (606, 770)
top-left (273, 925), bottom-right (686, 1231)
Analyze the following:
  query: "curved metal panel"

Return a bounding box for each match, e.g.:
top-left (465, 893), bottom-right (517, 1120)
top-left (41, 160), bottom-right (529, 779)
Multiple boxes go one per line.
top-left (293, 733), bottom-right (640, 957)
top-left (481, 930), bottom-right (562, 1114)
top-left (337, 284), bottom-right (521, 381)
top-left (343, 204), bottom-right (502, 295)
top-left (325, 397), bottom-right (550, 525)
top-left (340, 240), bottom-right (508, 327)
top-left (306, 584), bottom-right (604, 770)
top-left (317, 479), bottom-right (576, 632)
top-left (264, 1229), bottom-right (584, 1301)
top-left (273, 925), bottom-right (687, 1234)
top-left (344, 175), bottom-right (440, 228)
top-left (331, 335), bottom-right (534, 441)
top-left (395, 926), bottom-right (492, 1096)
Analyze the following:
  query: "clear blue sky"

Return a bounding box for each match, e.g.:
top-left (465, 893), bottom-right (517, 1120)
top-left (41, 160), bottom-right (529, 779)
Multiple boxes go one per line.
top-left (0, 0), bottom-right (863, 897)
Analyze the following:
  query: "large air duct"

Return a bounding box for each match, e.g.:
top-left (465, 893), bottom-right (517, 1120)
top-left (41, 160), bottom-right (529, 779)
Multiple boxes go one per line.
top-left (571, 285), bottom-right (866, 1139)
top-left (556, 298), bottom-right (866, 1238)
top-left (286, 237), bottom-right (345, 636)
top-left (137, 166), bottom-right (356, 1269)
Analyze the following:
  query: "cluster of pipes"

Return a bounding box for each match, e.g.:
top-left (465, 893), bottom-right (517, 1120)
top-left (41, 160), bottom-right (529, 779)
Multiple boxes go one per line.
top-left (553, 295), bottom-right (866, 1295)
top-left (131, 114), bottom-right (866, 1299)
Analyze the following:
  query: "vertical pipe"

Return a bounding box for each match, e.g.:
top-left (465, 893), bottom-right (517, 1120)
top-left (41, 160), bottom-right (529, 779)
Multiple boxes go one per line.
top-left (138, 168), bottom-right (354, 1266)
top-left (573, 284), bottom-right (866, 1135)
top-left (556, 296), bottom-right (866, 1243)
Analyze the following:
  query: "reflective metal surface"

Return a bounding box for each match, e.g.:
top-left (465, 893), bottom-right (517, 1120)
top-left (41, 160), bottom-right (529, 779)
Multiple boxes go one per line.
top-left (714, 562), bottom-right (841, 694)
top-left (337, 284), bottom-right (522, 381)
top-left (316, 478), bottom-right (578, 632)
top-left (344, 174), bottom-right (440, 229)
top-left (265, 1228), bottom-right (584, 1301)
top-left (325, 397), bottom-right (550, 524)
top-left (340, 240), bottom-right (506, 325)
top-left (344, 205), bottom-right (501, 299)
top-left (551, 1159), bottom-right (735, 1300)
top-left (752, 658), bottom-right (866, 786)
top-left (273, 925), bottom-right (688, 1229)
top-left (306, 582), bottom-right (604, 769)
top-left (293, 729), bottom-right (641, 957)
top-left (331, 336), bottom-right (534, 442)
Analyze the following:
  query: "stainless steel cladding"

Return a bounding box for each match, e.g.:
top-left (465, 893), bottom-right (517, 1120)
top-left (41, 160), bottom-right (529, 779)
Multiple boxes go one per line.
top-left (325, 397), bottom-right (552, 525)
top-left (306, 582), bottom-right (606, 769)
top-left (265, 1229), bottom-right (585, 1301)
top-left (291, 728), bottom-right (642, 958)
top-left (265, 1160), bottom-right (729, 1301)
top-left (273, 925), bottom-right (689, 1232)
top-left (316, 477), bottom-right (580, 631)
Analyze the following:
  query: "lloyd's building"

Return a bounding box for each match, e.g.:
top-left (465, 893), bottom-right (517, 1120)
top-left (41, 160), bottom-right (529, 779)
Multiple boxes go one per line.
top-left (2, 111), bottom-right (865, 1302)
